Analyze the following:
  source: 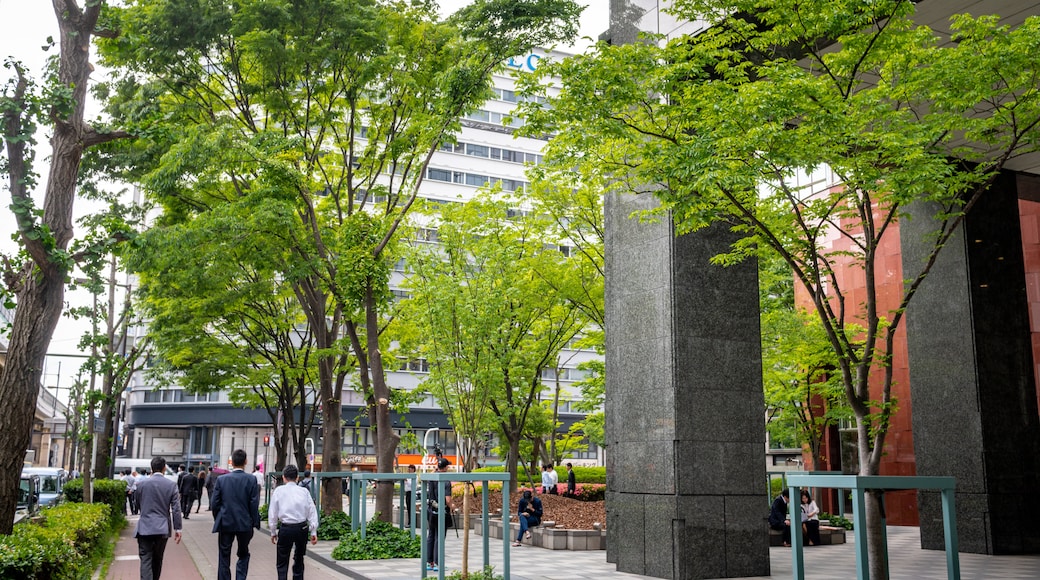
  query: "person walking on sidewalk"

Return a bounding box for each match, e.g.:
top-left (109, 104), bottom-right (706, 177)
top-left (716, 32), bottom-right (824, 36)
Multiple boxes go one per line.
top-left (134, 456), bottom-right (182, 580)
top-left (179, 466), bottom-right (198, 520)
top-left (195, 470), bottom-right (207, 513)
top-left (267, 464), bottom-right (318, 580)
top-left (211, 449), bottom-right (261, 580)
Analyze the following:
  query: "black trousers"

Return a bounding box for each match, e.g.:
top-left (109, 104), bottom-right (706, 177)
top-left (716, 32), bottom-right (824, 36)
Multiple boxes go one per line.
top-left (217, 530), bottom-right (253, 580)
top-left (405, 491), bottom-right (412, 526)
top-left (804, 519), bottom-right (821, 545)
top-left (137, 534), bottom-right (169, 580)
top-left (181, 493), bottom-right (196, 517)
top-left (425, 515), bottom-right (440, 565)
top-left (276, 522), bottom-right (309, 580)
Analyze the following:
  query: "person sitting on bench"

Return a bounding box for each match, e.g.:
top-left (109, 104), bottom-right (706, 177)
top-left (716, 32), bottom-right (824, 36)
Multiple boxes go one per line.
top-left (769, 489), bottom-right (792, 546)
top-left (514, 490), bottom-right (542, 547)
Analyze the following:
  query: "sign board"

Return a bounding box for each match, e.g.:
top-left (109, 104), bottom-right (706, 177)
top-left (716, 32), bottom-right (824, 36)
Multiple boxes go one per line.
top-left (93, 417), bottom-right (105, 433)
top-left (150, 437), bottom-right (184, 456)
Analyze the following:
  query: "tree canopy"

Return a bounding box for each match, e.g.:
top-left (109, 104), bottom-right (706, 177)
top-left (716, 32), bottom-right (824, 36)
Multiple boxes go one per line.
top-left (401, 193), bottom-right (586, 492)
top-left (517, 1), bottom-right (1040, 575)
top-left (99, 0), bottom-right (581, 516)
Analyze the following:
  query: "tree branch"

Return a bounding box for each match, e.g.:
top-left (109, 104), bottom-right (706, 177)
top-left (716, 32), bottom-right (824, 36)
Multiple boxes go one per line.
top-left (82, 127), bottom-right (132, 147)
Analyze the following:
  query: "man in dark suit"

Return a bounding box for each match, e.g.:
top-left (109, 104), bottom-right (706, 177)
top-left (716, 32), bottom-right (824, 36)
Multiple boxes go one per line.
top-left (179, 466), bottom-right (199, 519)
top-left (211, 449), bottom-right (261, 580)
top-left (768, 488), bottom-right (792, 546)
top-left (134, 456), bottom-right (182, 580)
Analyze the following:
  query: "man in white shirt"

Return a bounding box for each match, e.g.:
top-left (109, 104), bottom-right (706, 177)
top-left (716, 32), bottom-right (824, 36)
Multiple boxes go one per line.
top-left (268, 464), bottom-right (318, 580)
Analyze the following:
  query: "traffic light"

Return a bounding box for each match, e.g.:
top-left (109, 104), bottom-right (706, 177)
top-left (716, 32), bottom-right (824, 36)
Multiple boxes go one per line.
top-left (263, 435), bottom-right (270, 447)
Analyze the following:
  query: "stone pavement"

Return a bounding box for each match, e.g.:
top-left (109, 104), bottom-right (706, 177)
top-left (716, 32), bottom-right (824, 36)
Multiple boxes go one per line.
top-left (108, 498), bottom-right (1040, 580)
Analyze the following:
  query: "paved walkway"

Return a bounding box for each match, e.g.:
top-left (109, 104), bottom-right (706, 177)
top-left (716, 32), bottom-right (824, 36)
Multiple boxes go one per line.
top-left (107, 498), bottom-right (1040, 580)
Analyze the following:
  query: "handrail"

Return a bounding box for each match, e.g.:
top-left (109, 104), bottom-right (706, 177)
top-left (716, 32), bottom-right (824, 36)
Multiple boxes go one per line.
top-left (785, 474), bottom-right (959, 580)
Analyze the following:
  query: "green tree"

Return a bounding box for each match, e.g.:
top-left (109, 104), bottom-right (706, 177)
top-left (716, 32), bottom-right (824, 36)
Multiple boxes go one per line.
top-left (128, 201), bottom-right (324, 472)
top-left (68, 197), bottom-right (150, 483)
top-left (0, 0), bottom-right (130, 531)
top-left (403, 194), bottom-right (585, 494)
top-left (517, 1), bottom-right (1040, 575)
top-left (525, 153), bottom-right (606, 466)
top-left (100, 0), bottom-right (581, 518)
top-left (758, 249), bottom-right (849, 468)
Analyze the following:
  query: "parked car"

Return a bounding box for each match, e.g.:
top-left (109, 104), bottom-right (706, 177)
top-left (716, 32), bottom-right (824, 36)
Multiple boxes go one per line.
top-left (21, 468), bottom-right (67, 507)
top-left (16, 473), bottom-right (40, 524)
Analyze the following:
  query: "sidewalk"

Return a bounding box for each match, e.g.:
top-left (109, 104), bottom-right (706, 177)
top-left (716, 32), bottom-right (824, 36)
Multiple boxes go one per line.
top-left (106, 499), bottom-right (344, 580)
top-left (109, 499), bottom-right (1040, 580)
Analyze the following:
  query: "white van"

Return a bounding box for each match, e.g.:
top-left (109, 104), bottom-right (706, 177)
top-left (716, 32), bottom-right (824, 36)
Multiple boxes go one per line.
top-left (113, 457), bottom-right (178, 483)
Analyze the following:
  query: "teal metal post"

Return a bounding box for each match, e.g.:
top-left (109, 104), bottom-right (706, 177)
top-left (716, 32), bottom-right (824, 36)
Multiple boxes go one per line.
top-left (790, 484), bottom-right (804, 580)
top-left (502, 484), bottom-right (511, 579)
top-left (940, 487), bottom-right (960, 580)
top-left (482, 482), bottom-right (490, 566)
top-left (850, 482), bottom-right (868, 580)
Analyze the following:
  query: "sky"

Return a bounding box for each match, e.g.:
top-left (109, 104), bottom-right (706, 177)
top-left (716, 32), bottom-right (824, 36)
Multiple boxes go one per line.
top-left (0, 1), bottom-right (609, 393)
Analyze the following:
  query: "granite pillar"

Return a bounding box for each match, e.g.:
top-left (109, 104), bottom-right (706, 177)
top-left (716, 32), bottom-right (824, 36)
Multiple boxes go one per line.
top-left (605, 191), bottom-right (770, 579)
top-left (902, 170), bottom-right (1040, 554)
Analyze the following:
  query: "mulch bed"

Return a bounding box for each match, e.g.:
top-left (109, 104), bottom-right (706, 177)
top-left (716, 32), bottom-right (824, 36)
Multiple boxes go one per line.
top-left (453, 490), bottom-right (606, 530)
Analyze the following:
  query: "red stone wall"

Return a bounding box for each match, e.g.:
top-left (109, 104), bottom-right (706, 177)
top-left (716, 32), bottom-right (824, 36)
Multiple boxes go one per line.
top-left (1018, 199), bottom-right (1040, 413)
top-left (793, 202), bottom-right (917, 524)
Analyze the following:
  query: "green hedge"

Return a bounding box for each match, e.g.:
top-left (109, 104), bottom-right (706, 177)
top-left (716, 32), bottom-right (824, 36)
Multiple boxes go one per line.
top-left (473, 465), bottom-right (606, 484)
top-left (330, 519), bottom-right (421, 560)
top-left (64, 478), bottom-right (127, 528)
top-left (316, 510), bottom-right (353, 541)
top-left (0, 502), bottom-right (115, 579)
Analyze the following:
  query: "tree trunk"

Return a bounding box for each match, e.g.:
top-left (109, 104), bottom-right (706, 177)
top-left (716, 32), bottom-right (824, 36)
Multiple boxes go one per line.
top-left (0, 272), bottom-right (66, 532)
top-left (366, 285), bottom-right (400, 522)
top-left (0, 1), bottom-right (109, 533)
top-left (505, 434), bottom-right (520, 495)
top-left (462, 492), bottom-right (471, 578)
top-left (95, 387), bottom-right (114, 478)
top-left (857, 416), bottom-right (890, 580)
top-left (94, 257), bottom-right (123, 479)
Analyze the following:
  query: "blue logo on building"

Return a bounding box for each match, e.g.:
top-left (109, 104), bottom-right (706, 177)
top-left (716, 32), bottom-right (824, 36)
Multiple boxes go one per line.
top-left (506, 54), bottom-right (542, 73)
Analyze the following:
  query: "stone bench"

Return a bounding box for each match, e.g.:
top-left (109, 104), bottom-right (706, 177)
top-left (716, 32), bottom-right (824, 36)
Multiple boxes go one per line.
top-left (768, 524), bottom-right (847, 546)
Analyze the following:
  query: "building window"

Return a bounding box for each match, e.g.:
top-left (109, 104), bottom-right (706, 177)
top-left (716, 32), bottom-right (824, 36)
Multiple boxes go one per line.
top-left (465, 144), bottom-right (489, 157)
top-left (465, 173), bottom-right (489, 187)
top-left (428, 168), bottom-right (452, 183)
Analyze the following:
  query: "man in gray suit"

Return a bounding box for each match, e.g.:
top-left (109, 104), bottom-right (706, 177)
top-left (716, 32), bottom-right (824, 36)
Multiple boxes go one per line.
top-left (211, 448), bottom-right (261, 580)
top-left (134, 456), bottom-right (182, 580)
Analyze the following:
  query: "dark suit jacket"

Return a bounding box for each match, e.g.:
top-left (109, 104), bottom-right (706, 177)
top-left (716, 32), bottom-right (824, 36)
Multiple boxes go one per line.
top-left (211, 468), bottom-right (260, 532)
top-left (180, 473), bottom-right (198, 498)
top-left (768, 495), bottom-right (790, 529)
top-left (135, 473), bottom-right (182, 537)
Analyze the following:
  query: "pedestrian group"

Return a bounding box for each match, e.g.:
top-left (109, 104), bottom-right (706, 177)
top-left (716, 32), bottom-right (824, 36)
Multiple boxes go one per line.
top-left (128, 449), bottom-right (318, 580)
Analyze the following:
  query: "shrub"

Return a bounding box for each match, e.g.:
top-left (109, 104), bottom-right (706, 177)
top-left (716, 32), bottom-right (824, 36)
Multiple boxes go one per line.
top-left (64, 477), bottom-right (84, 502)
top-left (821, 512), bottom-right (854, 530)
top-left (317, 510), bottom-right (353, 541)
top-left (259, 503), bottom-right (269, 521)
top-left (570, 484), bottom-right (605, 502)
top-left (330, 518), bottom-right (421, 560)
top-left (62, 478), bottom-right (127, 527)
top-left (447, 565), bottom-right (504, 579)
top-left (473, 465), bottom-right (606, 484)
top-left (0, 503), bottom-right (113, 579)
